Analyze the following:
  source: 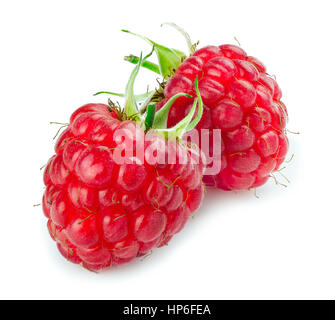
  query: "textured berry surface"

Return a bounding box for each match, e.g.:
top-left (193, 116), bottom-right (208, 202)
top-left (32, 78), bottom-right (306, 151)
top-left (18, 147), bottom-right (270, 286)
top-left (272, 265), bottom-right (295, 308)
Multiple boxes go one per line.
top-left (159, 45), bottom-right (289, 190)
top-left (43, 103), bottom-right (204, 271)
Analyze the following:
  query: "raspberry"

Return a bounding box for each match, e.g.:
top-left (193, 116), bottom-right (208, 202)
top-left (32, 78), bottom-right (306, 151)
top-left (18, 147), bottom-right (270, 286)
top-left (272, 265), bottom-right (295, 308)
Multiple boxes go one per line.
top-left (164, 46), bottom-right (288, 190)
top-left (44, 106), bottom-right (204, 271)
top-left (42, 53), bottom-right (205, 271)
top-left (123, 26), bottom-right (289, 190)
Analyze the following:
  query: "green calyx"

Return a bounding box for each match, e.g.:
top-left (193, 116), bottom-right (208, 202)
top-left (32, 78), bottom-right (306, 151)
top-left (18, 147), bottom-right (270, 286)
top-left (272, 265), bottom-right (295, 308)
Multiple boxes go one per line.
top-left (124, 51), bottom-right (145, 121)
top-left (124, 55), bottom-right (160, 75)
top-left (121, 29), bottom-right (187, 79)
top-left (153, 92), bottom-right (192, 129)
top-left (161, 22), bottom-right (196, 54)
top-left (94, 45), bottom-right (203, 140)
top-left (122, 23), bottom-right (197, 79)
top-left (149, 77), bottom-right (203, 140)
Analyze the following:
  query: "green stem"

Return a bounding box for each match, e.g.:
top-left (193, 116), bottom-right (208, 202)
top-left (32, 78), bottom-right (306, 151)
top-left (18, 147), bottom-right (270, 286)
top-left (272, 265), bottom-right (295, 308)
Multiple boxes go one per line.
top-left (144, 103), bottom-right (156, 130)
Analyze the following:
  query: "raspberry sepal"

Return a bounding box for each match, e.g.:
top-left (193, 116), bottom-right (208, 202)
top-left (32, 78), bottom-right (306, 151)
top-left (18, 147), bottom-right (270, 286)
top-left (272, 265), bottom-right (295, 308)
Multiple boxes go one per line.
top-left (122, 29), bottom-right (186, 79)
top-left (151, 77), bottom-right (203, 140)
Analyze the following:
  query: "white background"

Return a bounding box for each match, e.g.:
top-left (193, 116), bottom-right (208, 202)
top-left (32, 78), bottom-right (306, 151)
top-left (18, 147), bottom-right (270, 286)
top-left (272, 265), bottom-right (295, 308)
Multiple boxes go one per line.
top-left (0, 0), bottom-right (334, 300)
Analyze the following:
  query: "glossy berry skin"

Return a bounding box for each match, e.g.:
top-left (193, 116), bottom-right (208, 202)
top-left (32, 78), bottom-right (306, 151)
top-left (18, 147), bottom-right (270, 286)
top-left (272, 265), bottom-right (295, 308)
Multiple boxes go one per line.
top-left (159, 45), bottom-right (289, 190)
top-left (43, 103), bottom-right (204, 271)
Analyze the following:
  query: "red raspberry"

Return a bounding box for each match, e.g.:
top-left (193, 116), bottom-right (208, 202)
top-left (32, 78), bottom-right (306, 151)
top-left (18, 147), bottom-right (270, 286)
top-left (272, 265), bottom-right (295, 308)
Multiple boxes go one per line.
top-left (123, 27), bottom-right (289, 191)
top-left (43, 104), bottom-right (204, 271)
top-left (159, 45), bottom-right (288, 190)
top-left (42, 50), bottom-right (207, 271)
top-left (42, 48), bottom-right (206, 271)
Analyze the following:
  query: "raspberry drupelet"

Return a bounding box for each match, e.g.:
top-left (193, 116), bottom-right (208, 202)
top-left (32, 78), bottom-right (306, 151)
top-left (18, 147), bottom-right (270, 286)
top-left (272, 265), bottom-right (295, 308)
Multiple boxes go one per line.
top-left (123, 25), bottom-right (289, 191)
top-left (42, 53), bottom-right (205, 271)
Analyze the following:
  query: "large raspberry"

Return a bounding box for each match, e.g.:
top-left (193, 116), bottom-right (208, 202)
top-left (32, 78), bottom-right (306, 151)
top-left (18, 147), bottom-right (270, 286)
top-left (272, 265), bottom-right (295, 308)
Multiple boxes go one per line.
top-left (42, 54), bottom-right (205, 271)
top-left (162, 45), bottom-right (288, 190)
top-left (124, 26), bottom-right (289, 191)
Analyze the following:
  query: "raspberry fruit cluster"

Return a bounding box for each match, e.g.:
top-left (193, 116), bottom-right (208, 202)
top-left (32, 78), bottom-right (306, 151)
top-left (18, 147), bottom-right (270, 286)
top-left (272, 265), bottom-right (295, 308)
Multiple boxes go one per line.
top-left (41, 24), bottom-right (290, 271)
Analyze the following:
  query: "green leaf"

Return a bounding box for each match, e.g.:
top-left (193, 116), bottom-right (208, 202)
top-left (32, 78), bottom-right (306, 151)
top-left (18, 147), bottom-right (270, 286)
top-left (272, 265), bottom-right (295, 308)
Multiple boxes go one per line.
top-left (172, 97), bottom-right (198, 137)
top-left (139, 90), bottom-right (156, 114)
top-left (93, 90), bottom-right (155, 102)
top-left (148, 77), bottom-right (203, 139)
top-left (123, 49), bottom-right (154, 120)
top-left (122, 29), bottom-right (186, 79)
top-left (153, 92), bottom-right (192, 129)
top-left (152, 97), bottom-right (198, 140)
top-left (161, 22), bottom-right (195, 54)
top-left (124, 55), bottom-right (160, 74)
top-left (186, 77), bottom-right (203, 131)
top-left (93, 91), bottom-right (125, 97)
top-left (124, 52), bottom-right (143, 120)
